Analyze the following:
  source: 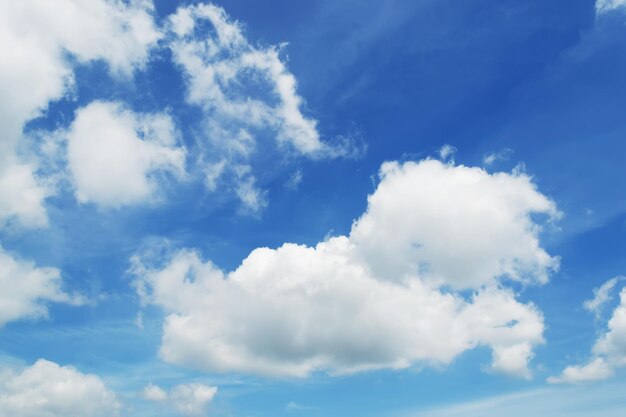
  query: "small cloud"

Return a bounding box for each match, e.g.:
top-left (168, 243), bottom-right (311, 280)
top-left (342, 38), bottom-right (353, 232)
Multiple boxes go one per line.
top-left (547, 358), bottom-right (614, 384)
top-left (549, 282), bottom-right (626, 384)
top-left (134, 311), bottom-right (144, 330)
top-left (483, 148), bottom-right (513, 166)
top-left (284, 170), bottom-right (303, 190)
top-left (235, 174), bottom-right (268, 216)
top-left (438, 144), bottom-right (457, 163)
top-left (286, 401), bottom-right (314, 412)
top-left (142, 383), bottom-right (167, 402)
top-left (142, 383), bottom-right (217, 416)
top-left (584, 276), bottom-right (624, 319)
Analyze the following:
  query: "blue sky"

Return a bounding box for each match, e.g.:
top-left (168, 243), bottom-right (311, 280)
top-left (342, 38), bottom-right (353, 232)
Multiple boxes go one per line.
top-left (1, 0), bottom-right (626, 416)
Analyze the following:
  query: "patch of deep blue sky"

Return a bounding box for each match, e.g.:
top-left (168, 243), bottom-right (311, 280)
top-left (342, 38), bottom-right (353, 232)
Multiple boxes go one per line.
top-left (4, 0), bottom-right (626, 415)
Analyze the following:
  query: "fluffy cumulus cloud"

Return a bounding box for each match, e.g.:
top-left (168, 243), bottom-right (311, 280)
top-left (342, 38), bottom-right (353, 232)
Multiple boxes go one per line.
top-left (165, 3), bottom-right (354, 213)
top-left (0, 0), bottom-right (160, 227)
top-left (66, 101), bottom-right (186, 207)
top-left (0, 1), bottom-right (355, 218)
top-left (596, 0), bottom-right (626, 14)
top-left (0, 247), bottom-right (82, 327)
top-left (0, 359), bottom-right (120, 417)
top-left (350, 160), bottom-right (560, 289)
top-left (143, 383), bottom-right (217, 416)
top-left (133, 159), bottom-right (558, 378)
top-left (549, 278), bottom-right (626, 384)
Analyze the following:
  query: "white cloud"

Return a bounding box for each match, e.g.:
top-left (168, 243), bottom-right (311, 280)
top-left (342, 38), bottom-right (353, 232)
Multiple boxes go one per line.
top-left (550, 282), bottom-right (626, 384)
top-left (547, 358), bottom-right (614, 384)
top-left (483, 148), bottom-right (513, 166)
top-left (593, 287), bottom-right (626, 365)
top-left (596, 0), bottom-right (626, 14)
top-left (142, 383), bottom-right (168, 402)
top-left (234, 172), bottom-right (268, 215)
top-left (0, 1), bottom-right (357, 218)
top-left (0, 359), bottom-right (120, 417)
top-left (132, 159), bottom-right (556, 378)
top-left (167, 2), bottom-right (321, 152)
top-left (584, 276), bottom-right (624, 318)
top-left (284, 170), bottom-right (303, 190)
top-left (0, 162), bottom-right (51, 228)
top-left (66, 101), bottom-right (186, 207)
top-left (438, 144), bottom-right (457, 162)
top-left (350, 160), bottom-right (560, 289)
top-left (0, 246), bottom-right (82, 327)
top-left (2, 0), bottom-right (160, 76)
top-left (143, 383), bottom-right (217, 416)
top-left (0, 0), bottom-right (160, 227)
top-left (166, 3), bottom-right (355, 213)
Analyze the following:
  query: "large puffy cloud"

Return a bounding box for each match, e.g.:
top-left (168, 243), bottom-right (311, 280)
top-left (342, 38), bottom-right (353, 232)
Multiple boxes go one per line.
top-left (0, 246), bottom-right (81, 327)
top-left (0, 0), bottom-right (160, 226)
top-left (351, 160), bottom-right (560, 289)
top-left (66, 101), bottom-right (186, 207)
top-left (166, 3), bottom-right (356, 213)
top-left (0, 359), bottom-right (120, 417)
top-left (549, 279), bottom-right (626, 384)
top-left (143, 383), bottom-right (217, 416)
top-left (133, 160), bottom-right (557, 378)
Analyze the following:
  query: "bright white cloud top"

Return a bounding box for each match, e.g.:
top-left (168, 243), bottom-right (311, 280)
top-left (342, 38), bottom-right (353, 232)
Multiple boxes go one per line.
top-left (133, 159), bottom-right (557, 378)
top-left (66, 101), bottom-right (186, 207)
top-left (0, 359), bottom-right (120, 417)
top-left (350, 160), bottom-right (560, 289)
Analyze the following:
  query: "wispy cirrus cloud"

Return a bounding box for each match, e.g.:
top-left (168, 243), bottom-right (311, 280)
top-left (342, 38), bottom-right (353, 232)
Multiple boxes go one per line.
top-left (596, 0), bottom-right (626, 15)
top-left (411, 383), bottom-right (626, 417)
top-left (165, 3), bottom-right (362, 214)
